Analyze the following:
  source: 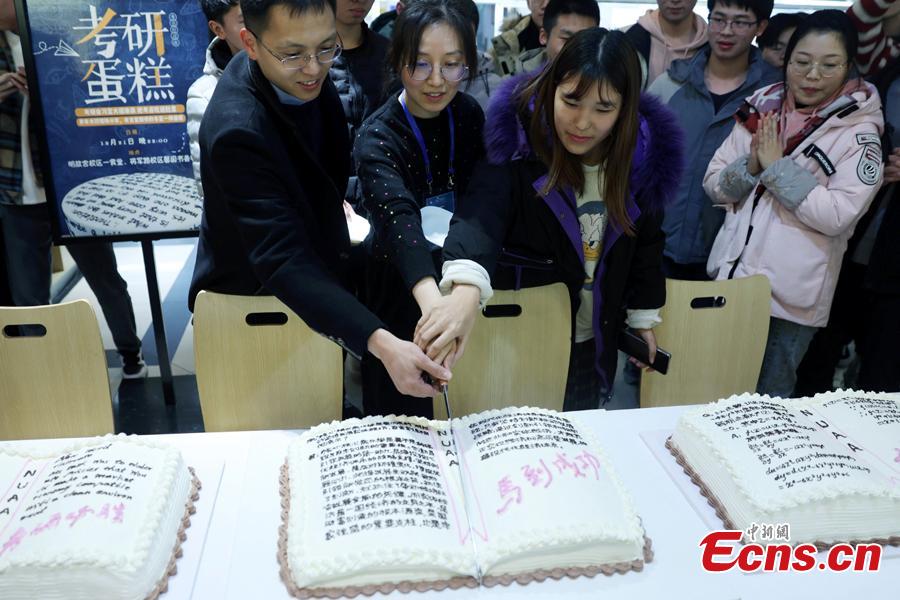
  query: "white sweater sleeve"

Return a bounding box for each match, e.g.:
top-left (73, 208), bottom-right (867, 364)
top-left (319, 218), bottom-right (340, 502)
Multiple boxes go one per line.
top-left (439, 259), bottom-right (494, 307)
top-left (626, 308), bottom-right (662, 330)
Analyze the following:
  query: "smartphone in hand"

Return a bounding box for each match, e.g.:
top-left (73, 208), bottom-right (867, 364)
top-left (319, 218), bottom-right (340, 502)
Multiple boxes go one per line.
top-left (617, 328), bottom-right (671, 375)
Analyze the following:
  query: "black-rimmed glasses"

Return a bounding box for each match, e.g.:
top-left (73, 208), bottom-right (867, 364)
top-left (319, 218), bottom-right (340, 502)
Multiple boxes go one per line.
top-left (708, 16), bottom-right (759, 32)
top-left (246, 27), bottom-right (342, 70)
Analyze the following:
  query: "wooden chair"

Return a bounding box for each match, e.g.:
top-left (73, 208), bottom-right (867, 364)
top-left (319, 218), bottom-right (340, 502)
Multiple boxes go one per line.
top-left (432, 283), bottom-right (571, 418)
top-left (193, 291), bottom-right (342, 431)
top-left (0, 300), bottom-right (114, 440)
top-left (640, 275), bottom-right (771, 408)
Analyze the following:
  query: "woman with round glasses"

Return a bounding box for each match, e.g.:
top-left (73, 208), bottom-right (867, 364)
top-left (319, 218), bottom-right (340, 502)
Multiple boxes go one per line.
top-left (704, 10), bottom-right (884, 397)
top-left (353, 0), bottom-right (484, 416)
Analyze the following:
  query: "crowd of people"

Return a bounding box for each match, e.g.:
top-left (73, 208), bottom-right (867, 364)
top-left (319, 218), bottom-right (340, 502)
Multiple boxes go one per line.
top-left (1, 0), bottom-right (898, 417)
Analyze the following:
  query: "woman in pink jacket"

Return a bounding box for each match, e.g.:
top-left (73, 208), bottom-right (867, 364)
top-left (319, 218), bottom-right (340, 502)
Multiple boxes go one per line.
top-left (704, 10), bottom-right (884, 397)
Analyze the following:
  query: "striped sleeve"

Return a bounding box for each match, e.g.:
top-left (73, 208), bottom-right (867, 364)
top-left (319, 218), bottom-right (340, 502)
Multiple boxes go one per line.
top-left (847, 0), bottom-right (900, 77)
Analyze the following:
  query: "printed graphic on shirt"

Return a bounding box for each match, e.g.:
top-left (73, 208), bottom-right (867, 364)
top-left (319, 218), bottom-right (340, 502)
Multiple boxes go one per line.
top-left (578, 200), bottom-right (606, 290)
top-left (857, 142), bottom-right (882, 186)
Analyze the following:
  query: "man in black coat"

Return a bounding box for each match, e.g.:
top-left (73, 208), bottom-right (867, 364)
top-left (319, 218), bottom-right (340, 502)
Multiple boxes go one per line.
top-left (189, 0), bottom-right (448, 400)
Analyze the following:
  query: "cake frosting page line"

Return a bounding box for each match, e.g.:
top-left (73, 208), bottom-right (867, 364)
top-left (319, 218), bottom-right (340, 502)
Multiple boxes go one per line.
top-left (426, 427), bottom-right (479, 547)
top-left (0, 458), bottom-right (34, 518)
top-left (0, 458), bottom-right (52, 543)
top-left (453, 424), bottom-right (489, 546)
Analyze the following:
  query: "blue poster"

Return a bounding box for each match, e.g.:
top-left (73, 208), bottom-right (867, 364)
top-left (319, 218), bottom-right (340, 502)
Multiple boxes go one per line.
top-left (21, 0), bottom-right (209, 239)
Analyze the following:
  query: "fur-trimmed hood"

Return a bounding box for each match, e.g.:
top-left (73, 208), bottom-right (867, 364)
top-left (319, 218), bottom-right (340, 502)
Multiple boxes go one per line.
top-left (483, 72), bottom-right (685, 213)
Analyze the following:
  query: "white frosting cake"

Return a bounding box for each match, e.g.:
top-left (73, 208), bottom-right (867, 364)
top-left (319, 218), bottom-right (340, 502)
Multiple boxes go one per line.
top-left (284, 415), bottom-right (478, 591)
top-left (669, 390), bottom-right (900, 545)
top-left (61, 173), bottom-right (202, 236)
top-left (455, 408), bottom-right (646, 579)
top-left (280, 408), bottom-right (648, 596)
top-left (0, 436), bottom-right (196, 600)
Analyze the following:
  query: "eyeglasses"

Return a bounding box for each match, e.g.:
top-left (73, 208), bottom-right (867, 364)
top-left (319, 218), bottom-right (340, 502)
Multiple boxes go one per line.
top-left (708, 16), bottom-right (759, 32)
top-left (406, 61), bottom-right (469, 82)
top-left (246, 27), bottom-right (342, 70)
top-left (787, 59), bottom-right (848, 78)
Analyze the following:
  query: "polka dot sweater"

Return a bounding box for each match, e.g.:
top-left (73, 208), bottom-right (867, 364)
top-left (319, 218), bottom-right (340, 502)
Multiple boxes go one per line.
top-left (354, 91), bottom-right (485, 290)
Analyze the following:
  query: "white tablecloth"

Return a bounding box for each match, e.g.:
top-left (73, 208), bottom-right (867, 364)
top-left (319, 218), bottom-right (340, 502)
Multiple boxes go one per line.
top-left (4, 406), bottom-right (898, 599)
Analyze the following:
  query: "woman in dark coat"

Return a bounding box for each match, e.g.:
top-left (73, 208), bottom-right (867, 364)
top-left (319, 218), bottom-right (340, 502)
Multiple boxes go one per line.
top-left (354, 0), bottom-right (485, 416)
top-left (415, 28), bottom-right (684, 409)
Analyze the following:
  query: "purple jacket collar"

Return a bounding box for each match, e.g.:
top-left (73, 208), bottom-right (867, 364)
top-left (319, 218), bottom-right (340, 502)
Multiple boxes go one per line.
top-left (485, 71), bottom-right (681, 262)
top-left (483, 71), bottom-right (683, 217)
top-left (483, 72), bottom-right (684, 387)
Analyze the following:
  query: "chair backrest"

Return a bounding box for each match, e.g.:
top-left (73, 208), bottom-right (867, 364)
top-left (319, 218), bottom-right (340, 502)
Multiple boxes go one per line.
top-left (432, 283), bottom-right (571, 418)
top-left (640, 275), bottom-right (771, 408)
top-left (0, 300), bottom-right (113, 440)
top-left (193, 291), bottom-right (342, 431)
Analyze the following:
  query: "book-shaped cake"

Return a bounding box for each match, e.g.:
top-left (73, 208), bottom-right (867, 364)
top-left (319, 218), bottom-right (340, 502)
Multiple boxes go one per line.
top-left (0, 436), bottom-right (200, 600)
top-left (279, 407), bottom-right (650, 597)
top-left (668, 390), bottom-right (900, 546)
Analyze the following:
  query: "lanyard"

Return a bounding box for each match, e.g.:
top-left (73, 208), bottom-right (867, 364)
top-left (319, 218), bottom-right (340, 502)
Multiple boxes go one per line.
top-left (399, 92), bottom-right (455, 194)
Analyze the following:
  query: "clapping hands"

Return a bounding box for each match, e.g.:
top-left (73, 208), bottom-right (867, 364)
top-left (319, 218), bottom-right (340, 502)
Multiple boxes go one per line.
top-left (748, 111), bottom-right (783, 176)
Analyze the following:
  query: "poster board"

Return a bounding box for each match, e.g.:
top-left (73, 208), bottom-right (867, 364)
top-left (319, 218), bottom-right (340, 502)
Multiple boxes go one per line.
top-left (14, 0), bottom-right (210, 242)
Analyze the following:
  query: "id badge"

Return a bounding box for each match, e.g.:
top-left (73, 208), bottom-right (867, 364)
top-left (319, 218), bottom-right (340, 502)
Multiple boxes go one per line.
top-left (425, 190), bottom-right (455, 212)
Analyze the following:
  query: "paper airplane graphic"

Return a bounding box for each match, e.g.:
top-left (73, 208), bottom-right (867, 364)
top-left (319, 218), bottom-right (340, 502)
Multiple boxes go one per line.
top-left (54, 39), bottom-right (79, 58)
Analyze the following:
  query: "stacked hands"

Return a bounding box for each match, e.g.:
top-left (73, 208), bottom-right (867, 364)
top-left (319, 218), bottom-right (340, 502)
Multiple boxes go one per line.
top-left (747, 111), bottom-right (784, 176)
top-left (414, 283), bottom-right (481, 369)
top-left (412, 282), bottom-right (481, 393)
top-left (368, 280), bottom-right (480, 399)
top-left (379, 278), bottom-right (661, 398)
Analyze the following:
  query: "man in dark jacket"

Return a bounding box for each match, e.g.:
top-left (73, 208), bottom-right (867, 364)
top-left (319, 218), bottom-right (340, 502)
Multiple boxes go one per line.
top-left (331, 0), bottom-right (388, 137)
top-left (189, 0), bottom-right (448, 400)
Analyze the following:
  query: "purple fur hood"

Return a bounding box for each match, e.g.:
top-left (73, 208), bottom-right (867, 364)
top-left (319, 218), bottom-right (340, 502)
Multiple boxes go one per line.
top-left (483, 72), bottom-right (685, 213)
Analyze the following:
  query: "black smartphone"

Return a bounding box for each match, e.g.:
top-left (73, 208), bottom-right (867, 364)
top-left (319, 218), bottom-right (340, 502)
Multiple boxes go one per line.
top-left (617, 328), bottom-right (671, 375)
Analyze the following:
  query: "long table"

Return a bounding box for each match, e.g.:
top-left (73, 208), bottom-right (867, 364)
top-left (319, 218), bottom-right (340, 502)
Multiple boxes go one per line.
top-left (4, 406), bottom-right (898, 599)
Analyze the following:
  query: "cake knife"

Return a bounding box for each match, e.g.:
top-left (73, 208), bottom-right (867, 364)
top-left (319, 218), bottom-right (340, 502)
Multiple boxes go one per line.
top-left (441, 383), bottom-right (452, 420)
top-left (440, 383), bottom-right (484, 583)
